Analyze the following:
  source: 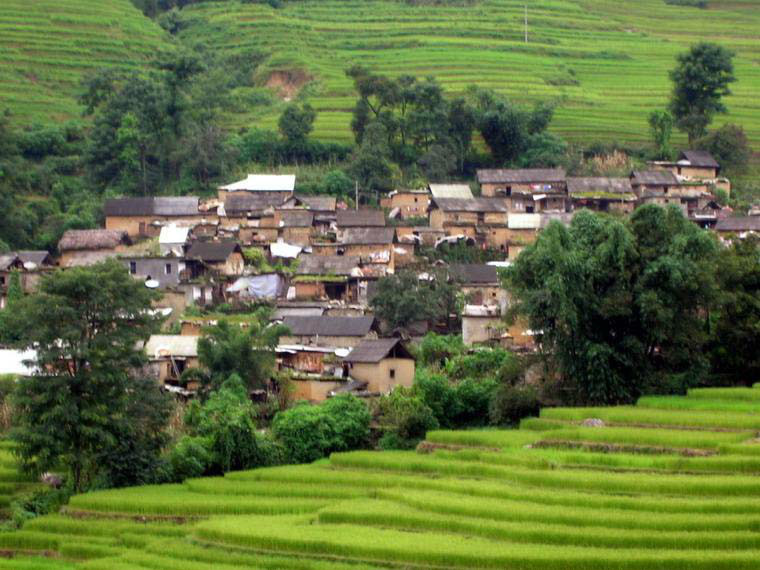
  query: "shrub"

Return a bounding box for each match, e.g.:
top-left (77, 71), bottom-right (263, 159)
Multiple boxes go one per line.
top-left (321, 394), bottom-right (372, 451)
top-left (418, 333), bottom-right (465, 368)
top-left (453, 377), bottom-right (499, 427)
top-left (489, 384), bottom-right (541, 426)
top-left (376, 388), bottom-right (439, 449)
top-left (446, 348), bottom-right (511, 380)
top-left (413, 368), bottom-right (459, 428)
top-left (167, 436), bottom-right (212, 482)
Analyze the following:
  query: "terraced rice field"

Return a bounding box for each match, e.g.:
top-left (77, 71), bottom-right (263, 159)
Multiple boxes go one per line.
top-left (0, 440), bottom-right (39, 520)
top-left (2, 385), bottom-right (760, 569)
top-left (180, 0), bottom-right (760, 146)
top-left (0, 0), bottom-right (168, 124)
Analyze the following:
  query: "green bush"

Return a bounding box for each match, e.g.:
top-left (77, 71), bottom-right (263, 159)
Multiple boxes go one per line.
top-left (453, 377), bottom-right (499, 427)
top-left (321, 394), bottom-right (372, 451)
top-left (167, 436), bottom-right (212, 482)
top-left (489, 384), bottom-right (541, 426)
top-left (377, 388), bottom-right (439, 449)
top-left (418, 333), bottom-right (465, 368)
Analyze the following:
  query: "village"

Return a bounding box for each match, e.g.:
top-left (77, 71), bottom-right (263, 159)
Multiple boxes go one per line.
top-left (1, 149), bottom-right (755, 403)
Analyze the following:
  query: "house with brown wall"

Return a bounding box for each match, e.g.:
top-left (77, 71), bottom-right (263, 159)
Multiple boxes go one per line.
top-left (477, 168), bottom-right (568, 213)
top-left (448, 264), bottom-right (507, 308)
top-left (104, 197), bottom-right (203, 238)
top-left (567, 177), bottom-right (637, 214)
top-left (185, 241), bottom-right (244, 277)
top-left (387, 190), bottom-right (430, 219)
top-left (280, 315), bottom-right (377, 349)
top-left (143, 335), bottom-right (200, 388)
top-left (343, 338), bottom-right (415, 394)
top-left (293, 255), bottom-right (362, 302)
top-left (650, 150), bottom-right (722, 183)
top-left (340, 227), bottom-right (396, 273)
top-left (58, 230), bottom-right (132, 268)
top-left (275, 210), bottom-right (314, 246)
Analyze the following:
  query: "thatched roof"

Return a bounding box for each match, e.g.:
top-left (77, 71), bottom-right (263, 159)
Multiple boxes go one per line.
top-left (58, 229), bottom-right (131, 252)
top-left (337, 210), bottom-right (386, 227)
top-left (344, 338), bottom-right (412, 363)
top-left (631, 170), bottom-right (679, 186)
top-left (283, 315), bottom-right (375, 337)
top-left (477, 168), bottom-right (566, 184)
top-left (432, 197), bottom-right (508, 213)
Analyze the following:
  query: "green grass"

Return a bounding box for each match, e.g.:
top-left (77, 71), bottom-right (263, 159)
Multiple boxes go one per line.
top-left (2, 386), bottom-right (760, 569)
top-left (175, 0), bottom-right (760, 148)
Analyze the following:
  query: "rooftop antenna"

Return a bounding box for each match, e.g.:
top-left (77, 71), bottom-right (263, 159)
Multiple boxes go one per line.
top-left (524, 5), bottom-right (528, 44)
top-left (355, 180), bottom-right (359, 210)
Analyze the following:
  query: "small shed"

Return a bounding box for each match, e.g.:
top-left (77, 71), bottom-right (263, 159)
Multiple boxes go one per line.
top-left (343, 338), bottom-right (415, 393)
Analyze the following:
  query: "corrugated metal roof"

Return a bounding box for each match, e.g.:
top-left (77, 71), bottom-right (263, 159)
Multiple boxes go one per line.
top-left (344, 338), bottom-right (411, 363)
top-left (341, 227), bottom-right (395, 245)
top-left (219, 174), bottom-right (295, 192)
top-left (159, 226), bottom-right (191, 244)
top-left (283, 315), bottom-right (375, 337)
top-left (432, 197), bottom-right (508, 213)
top-left (477, 168), bottom-right (566, 184)
top-left (144, 335), bottom-right (198, 358)
top-left (337, 210), bottom-right (386, 227)
top-left (428, 184), bottom-right (474, 199)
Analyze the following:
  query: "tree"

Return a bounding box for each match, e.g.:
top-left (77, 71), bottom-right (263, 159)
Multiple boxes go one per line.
top-left (505, 206), bottom-right (718, 405)
top-left (7, 259), bottom-right (164, 491)
top-left (695, 123), bottom-right (751, 175)
top-left (669, 43), bottom-right (736, 144)
top-left (195, 312), bottom-right (288, 393)
top-left (648, 110), bottom-right (675, 160)
top-left (278, 102), bottom-right (316, 159)
top-left (5, 270), bottom-right (22, 308)
top-left (348, 121), bottom-right (395, 193)
top-left (371, 271), bottom-right (437, 331)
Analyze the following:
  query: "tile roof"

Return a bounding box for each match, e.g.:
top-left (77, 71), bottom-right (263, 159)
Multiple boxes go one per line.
top-left (340, 227), bottom-right (396, 245)
top-left (296, 255), bottom-right (362, 276)
top-left (219, 174), bottom-right (296, 192)
top-left (185, 241), bottom-right (242, 262)
top-left (631, 170), bottom-right (679, 186)
top-left (715, 217), bottom-right (760, 232)
top-left (282, 315), bottom-right (375, 337)
top-left (296, 195), bottom-right (337, 212)
top-left (477, 168), bottom-right (566, 184)
top-left (449, 263), bottom-right (500, 284)
top-left (344, 338), bottom-right (412, 363)
top-left (224, 193), bottom-right (286, 215)
top-left (567, 177), bottom-right (634, 194)
top-left (278, 210), bottom-right (314, 227)
top-left (432, 197), bottom-right (508, 213)
top-left (104, 197), bottom-right (199, 217)
top-left (16, 251), bottom-right (52, 266)
top-left (337, 209), bottom-right (386, 227)
top-left (680, 150), bottom-right (719, 169)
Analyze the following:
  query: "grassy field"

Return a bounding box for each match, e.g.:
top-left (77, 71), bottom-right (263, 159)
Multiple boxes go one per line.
top-left (1, 385), bottom-right (760, 568)
top-left (177, 0), bottom-right (760, 147)
top-left (0, 0), bottom-right (168, 125)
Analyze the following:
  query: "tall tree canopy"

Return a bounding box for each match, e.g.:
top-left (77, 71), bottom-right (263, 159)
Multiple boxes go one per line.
top-left (669, 42), bottom-right (736, 144)
top-left (505, 206), bottom-right (719, 404)
top-left (6, 259), bottom-right (167, 491)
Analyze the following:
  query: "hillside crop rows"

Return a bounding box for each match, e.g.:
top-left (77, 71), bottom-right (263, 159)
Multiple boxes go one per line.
top-left (179, 0), bottom-right (760, 146)
top-left (3, 385), bottom-right (760, 569)
top-left (0, 0), bottom-right (168, 124)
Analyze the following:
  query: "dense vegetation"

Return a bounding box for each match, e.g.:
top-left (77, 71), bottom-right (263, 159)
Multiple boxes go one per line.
top-left (0, 387), bottom-right (759, 568)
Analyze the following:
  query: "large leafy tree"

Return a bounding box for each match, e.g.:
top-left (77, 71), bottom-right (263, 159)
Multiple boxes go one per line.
top-left (506, 206), bottom-right (718, 405)
top-left (669, 42), bottom-right (736, 144)
top-left (6, 259), bottom-right (165, 491)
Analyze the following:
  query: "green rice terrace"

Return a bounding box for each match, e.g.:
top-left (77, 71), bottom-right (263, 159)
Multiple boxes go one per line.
top-left (3, 385), bottom-right (760, 569)
top-left (178, 0), bottom-right (760, 146)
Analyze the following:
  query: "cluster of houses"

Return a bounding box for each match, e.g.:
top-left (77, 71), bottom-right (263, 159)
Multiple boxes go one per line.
top-left (2, 150), bottom-right (758, 402)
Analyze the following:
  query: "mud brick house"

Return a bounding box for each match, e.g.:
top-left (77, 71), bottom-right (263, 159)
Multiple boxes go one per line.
top-left (217, 173), bottom-right (295, 202)
top-left (185, 241), bottom-right (244, 277)
top-left (275, 210), bottom-right (314, 246)
top-left (0, 250), bottom-right (54, 308)
top-left (336, 209), bottom-right (386, 230)
top-left (715, 216), bottom-right (760, 239)
top-left (429, 198), bottom-right (509, 250)
top-left (448, 264), bottom-right (507, 308)
top-left (293, 255), bottom-right (362, 302)
top-left (387, 190), bottom-right (430, 219)
top-left (477, 168), bottom-right (568, 213)
top-left (339, 227), bottom-right (397, 273)
top-left (143, 334), bottom-right (199, 387)
top-left (567, 177), bottom-right (637, 214)
top-left (222, 194), bottom-right (282, 244)
top-left (395, 226), bottom-right (446, 248)
top-left (343, 338), bottom-right (415, 394)
top-left (104, 197), bottom-right (202, 238)
top-left (283, 195), bottom-right (338, 233)
top-left (58, 229), bottom-right (132, 268)
top-left (631, 170), bottom-right (713, 216)
top-left (280, 315), bottom-right (377, 349)
top-left (650, 150), bottom-right (722, 182)
top-left (428, 183), bottom-right (474, 200)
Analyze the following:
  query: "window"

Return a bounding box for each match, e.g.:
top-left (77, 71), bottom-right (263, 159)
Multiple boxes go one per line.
top-left (389, 368), bottom-right (396, 379)
top-left (165, 263), bottom-right (172, 275)
top-left (414, 197), bottom-right (418, 203)
top-left (129, 261), bottom-right (137, 275)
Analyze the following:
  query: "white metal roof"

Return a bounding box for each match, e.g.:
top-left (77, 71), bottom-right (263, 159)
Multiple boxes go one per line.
top-left (144, 335), bottom-right (198, 359)
top-left (219, 174), bottom-right (296, 192)
top-left (429, 183), bottom-right (474, 199)
top-left (508, 213), bottom-right (542, 229)
top-left (159, 225), bottom-right (190, 244)
top-left (0, 349), bottom-right (38, 376)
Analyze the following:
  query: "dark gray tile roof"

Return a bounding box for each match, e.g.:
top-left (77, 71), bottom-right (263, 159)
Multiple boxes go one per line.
top-left (715, 217), bottom-right (760, 232)
top-left (225, 194), bottom-right (286, 215)
top-left (337, 210), bottom-right (386, 227)
top-left (296, 255), bottom-right (361, 275)
top-left (104, 197), bottom-right (199, 217)
top-left (344, 338), bottom-right (412, 363)
top-left (341, 227), bottom-right (395, 245)
top-left (186, 241), bottom-right (242, 262)
top-left (15, 251), bottom-right (52, 266)
top-left (680, 150), bottom-right (719, 169)
top-left (433, 197), bottom-right (508, 213)
top-left (278, 210), bottom-right (314, 227)
top-left (477, 168), bottom-right (566, 184)
top-left (296, 195), bottom-right (337, 212)
top-left (567, 177), bottom-right (634, 195)
top-left (283, 315), bottom-right (375, 337)
top-left (449, 263), bottom-right (499, 284)
top-left (631, 170), bottom-right (679, 186)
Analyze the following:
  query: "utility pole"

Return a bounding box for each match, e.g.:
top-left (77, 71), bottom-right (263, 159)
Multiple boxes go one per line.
top-left (524, 4), bottom-right (528, 44)
top-left (355, 180), bottom-right (359, 210)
